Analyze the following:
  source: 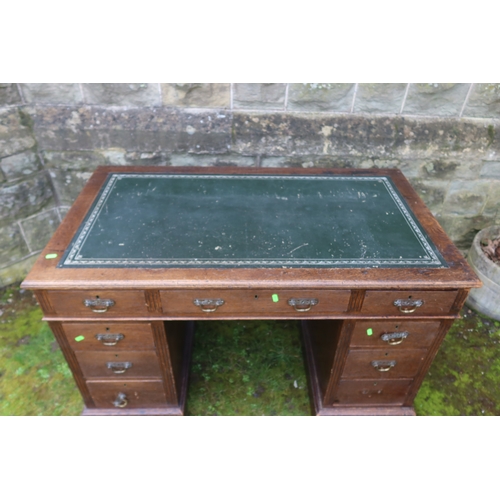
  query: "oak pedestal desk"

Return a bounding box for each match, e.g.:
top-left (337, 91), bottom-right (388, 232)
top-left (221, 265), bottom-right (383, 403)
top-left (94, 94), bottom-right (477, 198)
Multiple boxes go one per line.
top-left (21, 166), bottom-right (481, 416)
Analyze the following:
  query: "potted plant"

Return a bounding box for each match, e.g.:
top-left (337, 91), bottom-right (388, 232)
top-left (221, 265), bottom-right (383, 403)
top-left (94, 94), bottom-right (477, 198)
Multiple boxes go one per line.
top-left (465, 225), bottom-right (500, 320)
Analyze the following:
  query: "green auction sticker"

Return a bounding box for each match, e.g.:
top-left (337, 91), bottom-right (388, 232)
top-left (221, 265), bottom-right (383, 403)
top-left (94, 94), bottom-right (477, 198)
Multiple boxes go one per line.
top-left (74, 335), bottom-right (85, 342)
top-left (366, 328), bottom-right (373, 336)
top-left (45, 253), bottom-right (58, 259)
top-left (272, 294), bottom-right (279, 303)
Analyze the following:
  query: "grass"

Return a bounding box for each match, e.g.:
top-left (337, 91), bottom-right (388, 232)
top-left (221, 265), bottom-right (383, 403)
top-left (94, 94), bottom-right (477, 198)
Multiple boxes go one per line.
top-left (186, 320), bottom-right (310, 416)
top-left (0, 286), bottom-right (82, 416)
top-left (1, 283), bottom-right (499, 416)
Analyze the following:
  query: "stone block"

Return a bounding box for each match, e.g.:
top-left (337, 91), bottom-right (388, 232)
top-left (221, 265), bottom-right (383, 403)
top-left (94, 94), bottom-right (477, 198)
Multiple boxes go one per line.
top-left (437, 214), bottom-right (496, 250)
top-left (169, 154), bottom-right (256, 167)
top-left (353, 84), bottom-right (408, 114)
top-left (49, 169), bottom-right (93, 206)
top-left (440, 180), bottom-right (491, 217)
top-left (123, 151), bottom-right (171, 166)
top-left (30, 106), bottom-right (232, 154)
top-left (480, 161), bottom-right (500, 179)
top-left (0, 222), bottom-right (30, 265)
top-left (58, 206), bottom-right (70, 221)
top-left (100, 148), bottom-right (127, 165)
top-left (420, 158), bottom-right (482, 180)
top-left (81, 84), bottom-right (161, 106)
top-left (233, 84), bottom-right (286, 110)
top-left (407, 179), bottom-right (449, 213)
top-left (482, 181), bottom-right (500, 219)
top-left (462, 83), bottom-right (500, 118)
top-left (403, 83), bottom-right (470, 116)
top-left (232, 112), bottom-right (500, 159)
top-left (0, 150), bottom-right (41, 181)
top-left (259, 155), bottom-right (417, 175)
top-left (0, 173), bottom-right (54, 226)
top-left (0, 83), bottom-right (22, 106)
top-left (20, 208), bottom-right (60, 252)
top-left (0, 254), bottom-right (39, 287)
top-left (288, 84), bottom-right (356, 112)
top-left (19, 83), bottom-right (83, 104)
top-left (260, 155), bottom-right (358, 169)
top-left (42, 150), bottom-right (105, 171)
top-left (0, 108), bottom-right (36, 158)
top-left (161, 84), bottom-right (230, 108)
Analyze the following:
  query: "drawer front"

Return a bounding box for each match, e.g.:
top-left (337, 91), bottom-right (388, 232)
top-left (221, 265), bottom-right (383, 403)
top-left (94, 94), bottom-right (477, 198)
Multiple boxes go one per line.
top-left (64, 322), bottom-right (155, 351)
top-left (75, 351), bottom-right (162, 379)
top-left (350, 320), bottom-right (441, 349)
top-left (45, 290), bottom-right (149, 317)
top-left (160, 289), bottom-right (350, 316)
top-left (342, 349), bottom-right (427, 379)
top-left (87, 380), bottom-right (168, 408)
top-left (361, 290), bottom-right (458, 316)
top-left (334, 379), bottom-right (411, 406)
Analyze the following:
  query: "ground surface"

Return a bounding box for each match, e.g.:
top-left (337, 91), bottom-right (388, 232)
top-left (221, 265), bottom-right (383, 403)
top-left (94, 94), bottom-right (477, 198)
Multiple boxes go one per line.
top-left (1, 284), bottom-right (499, 416)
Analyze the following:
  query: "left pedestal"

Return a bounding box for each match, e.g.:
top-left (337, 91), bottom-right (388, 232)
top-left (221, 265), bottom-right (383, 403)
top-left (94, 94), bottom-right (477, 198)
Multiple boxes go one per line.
top-left (43, 312), bottom-right (194, 416)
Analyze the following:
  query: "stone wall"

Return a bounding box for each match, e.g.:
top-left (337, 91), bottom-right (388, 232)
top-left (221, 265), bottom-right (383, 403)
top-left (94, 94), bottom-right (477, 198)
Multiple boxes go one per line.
top-left (1, 83), bottom-right (499, 286)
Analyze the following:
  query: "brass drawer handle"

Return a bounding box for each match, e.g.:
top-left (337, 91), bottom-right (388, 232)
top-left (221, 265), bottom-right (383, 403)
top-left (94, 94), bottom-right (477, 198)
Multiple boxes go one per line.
top-left (83, 298), bottom-right (115, 313)
top-left (193, 299), bottom-right (225, 312)
top-left (96, 333), bottom-right (124, 346)
top-left (287, 298), bottom-right (319, 312)
top-left (380, 331), bottom-right (409, 345)
top-left (107, 361), bottom-right (133, 374)
top-left (113, 392), bottom-right (128, 408)
top-left (393, 299), bottom-right (423, 314)
top-left (371, 360), bottom-right (397, 372)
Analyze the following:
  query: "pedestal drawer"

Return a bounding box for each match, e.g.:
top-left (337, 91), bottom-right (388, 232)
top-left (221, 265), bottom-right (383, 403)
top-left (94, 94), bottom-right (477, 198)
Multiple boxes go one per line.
top-left (350, 320), bottom-right (441, 349)
top-left (334, 379), bottom-right (412, 406)
top-left (87, 380), bottom-right (169, 408)
top-left (342, 349), bottom-right (427, 379)
top-left (63, 322), bottom-right (155, 351)
top-left (361, 290), bottom-right (458, 316)
top-left (160, 289), bottom-right (350, 316)
top-left (75, 351), bottom-right (162, 378)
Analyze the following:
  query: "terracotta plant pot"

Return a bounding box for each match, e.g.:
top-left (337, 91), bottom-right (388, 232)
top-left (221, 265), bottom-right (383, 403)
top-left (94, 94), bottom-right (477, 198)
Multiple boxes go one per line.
top-left (465, 225), bottom-right (500, 320)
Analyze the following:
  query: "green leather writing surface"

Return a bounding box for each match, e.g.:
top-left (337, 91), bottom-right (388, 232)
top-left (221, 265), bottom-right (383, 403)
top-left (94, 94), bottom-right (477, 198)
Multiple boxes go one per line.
top-left (59, 173), bottom-right (447, 268)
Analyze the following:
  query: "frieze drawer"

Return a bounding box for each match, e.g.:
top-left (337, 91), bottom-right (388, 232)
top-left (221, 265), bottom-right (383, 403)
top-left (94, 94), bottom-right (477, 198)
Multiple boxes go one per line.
top-left (44, 290), bottom-right (150, 317)
top-left (160, 289), bottom-right (351, 316)
top-left (361, 290), bottom-right (458, 316)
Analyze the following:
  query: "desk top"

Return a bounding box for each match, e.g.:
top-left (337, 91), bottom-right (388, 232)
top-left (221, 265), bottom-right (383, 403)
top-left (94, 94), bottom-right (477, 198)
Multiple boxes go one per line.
top-left (59, 172), bottom-right (447, 269)
top-left (23, 166), bottom-right (481, 290)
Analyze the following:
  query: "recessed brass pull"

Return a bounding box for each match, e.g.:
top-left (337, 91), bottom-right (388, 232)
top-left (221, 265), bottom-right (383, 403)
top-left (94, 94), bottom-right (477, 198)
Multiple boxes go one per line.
top-left (107, 361), bottom-right (133, 374)
top-left (83, 298), bottom-right (115, 313)
top-left (113, 392), bottom-right (128, 408)
top-left (371, 360), bottom-right (397, 372)
top-left (380, 331), bottom-right (409, 345)
top-left (96, 333), bottom-right (124, 346)
top-left (393, 298), bottom-right (423, 314)
top-left (193, 299), bottom-right (225, 312)
top-left (287, 298), bottom-right (319, 312)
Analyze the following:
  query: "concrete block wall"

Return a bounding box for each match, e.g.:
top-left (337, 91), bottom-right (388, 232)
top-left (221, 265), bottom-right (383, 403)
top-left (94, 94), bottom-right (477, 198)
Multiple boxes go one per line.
top-left (1, 83), bottom-right (499, 286)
